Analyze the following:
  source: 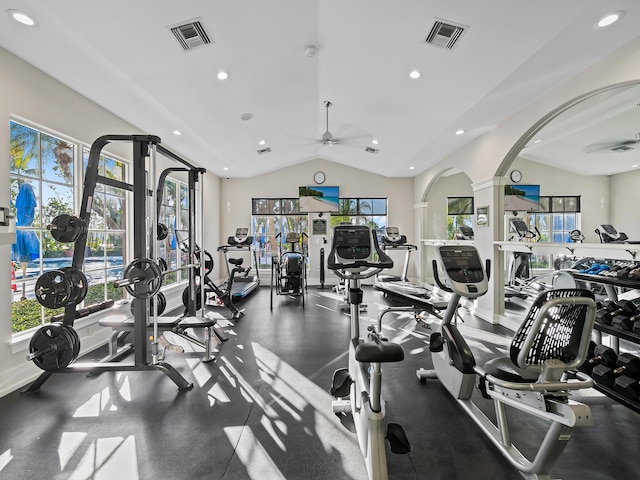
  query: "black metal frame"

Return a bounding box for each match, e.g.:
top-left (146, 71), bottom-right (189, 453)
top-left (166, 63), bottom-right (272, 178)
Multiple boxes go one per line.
top-left (23, 135), bottom-right (204, 393)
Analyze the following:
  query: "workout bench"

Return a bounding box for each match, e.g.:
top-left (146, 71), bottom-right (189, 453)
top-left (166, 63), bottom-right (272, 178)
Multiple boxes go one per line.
top-left (98, 314), bottom-right (225, 364)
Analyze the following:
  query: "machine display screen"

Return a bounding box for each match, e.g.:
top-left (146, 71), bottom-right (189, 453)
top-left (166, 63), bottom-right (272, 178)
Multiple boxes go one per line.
top-left (440, 247), bottom-right (484, 284)
top-left (334, 228), bottom-right (372, 260)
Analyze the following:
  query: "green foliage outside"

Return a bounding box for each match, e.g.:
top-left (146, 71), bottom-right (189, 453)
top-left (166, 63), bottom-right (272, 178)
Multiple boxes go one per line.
top-left (12, 283), bottom-right (124, 333)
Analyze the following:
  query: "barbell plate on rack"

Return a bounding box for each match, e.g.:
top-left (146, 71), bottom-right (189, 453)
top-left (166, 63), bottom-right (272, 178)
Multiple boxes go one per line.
top-left (48, 214), bottom-right (87, 243)
top-left (61, 267), bottom-right (88, 305)
top-left (35, 270), bottom-right (73, 309)
top-left (122, 258), bottom-right (163, 299)
top-left (195, 250), bottom-right (214, 277)
top-left (157, 222), bottom-right (169, 241)
top-left (130, 291), bottom-right (167, 316)
top-left (28, 323), bottom-right (77, 372)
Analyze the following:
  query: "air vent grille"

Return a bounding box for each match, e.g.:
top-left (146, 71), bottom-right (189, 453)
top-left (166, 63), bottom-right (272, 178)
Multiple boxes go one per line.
top-left (169, 18), bottom-right (211, 51)
top-left (425, 18), bottom-right (467, 50)
top-left (365, 147), bottom-right (379, 154)
top-left (257, 147), bottom-right (272, 155)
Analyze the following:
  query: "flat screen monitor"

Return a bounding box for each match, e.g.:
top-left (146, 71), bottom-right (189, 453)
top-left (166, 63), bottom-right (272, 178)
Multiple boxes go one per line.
top-left (504, 184), bottom-right (540, 212)
top-left (299, 186), bottom-right (339, 213)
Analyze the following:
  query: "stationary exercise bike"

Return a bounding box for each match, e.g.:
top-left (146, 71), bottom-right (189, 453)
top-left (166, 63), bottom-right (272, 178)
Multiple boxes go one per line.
top-left (327, 225), bottom-right (411, 480)
top-left (270, 232), bottom-right (308, 310)
top-left (418, 244), bottom-right (597, 480)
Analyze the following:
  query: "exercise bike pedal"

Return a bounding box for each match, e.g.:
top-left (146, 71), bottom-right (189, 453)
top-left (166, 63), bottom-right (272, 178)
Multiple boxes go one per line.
top-left (330, 368), bottom-right (353, 398)
top-left (428, 332), bottom-right (444, 353)
top-left (386, 423), bottom-right (412, 454)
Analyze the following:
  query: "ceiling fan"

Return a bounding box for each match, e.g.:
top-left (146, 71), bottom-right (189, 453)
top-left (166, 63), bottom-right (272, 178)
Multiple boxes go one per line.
top-left (295, 100), bottom-right (369, 147)
top-left (584, 132), bottom-right (640, 153)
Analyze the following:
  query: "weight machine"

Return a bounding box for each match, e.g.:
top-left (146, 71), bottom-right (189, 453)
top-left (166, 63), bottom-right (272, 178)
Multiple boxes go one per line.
top-left (23, 134), bottom-right (218, 393)
top-left (270, 232), bottom-right (308, 310)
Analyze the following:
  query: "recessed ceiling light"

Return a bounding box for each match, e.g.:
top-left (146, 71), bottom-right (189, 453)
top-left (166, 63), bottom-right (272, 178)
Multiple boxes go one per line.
top-left (217, 71), bottom-right (229, 80)
top-left (172, 130), bottom-right (182, 136)
top-left (595, 11), bottom-right (624, 28)
top-left (409, 70), bottom-right (421, 79)
top-left (409, 166), bottom-right (415, 170)
top-left (372, 139), bottom-right (379, 145)
top-left (223, 167), bottom-right (229, 171)
top-left (455, 129), bottom-right (465, 135)
top-left (632, 165), bottom-right (639, 168)
top-left (7, 9), bottom-right (37, 26)
top-left (534, 139), bottom-right (542, 144)
top-left (259, 139), bottom-right (266, 145)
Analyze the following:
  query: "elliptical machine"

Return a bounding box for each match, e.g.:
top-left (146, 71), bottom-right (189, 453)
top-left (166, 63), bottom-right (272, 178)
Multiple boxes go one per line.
top-left (418, 244), bottom-right (597, 480)
top-left (328, 225), bottom-right (411, 480)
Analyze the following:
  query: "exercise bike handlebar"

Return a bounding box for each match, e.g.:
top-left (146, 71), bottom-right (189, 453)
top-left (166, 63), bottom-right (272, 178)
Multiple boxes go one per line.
top-left (474, 365), bottom-right (594, 392)
top-left (327, 225), bottom-right (393, 279)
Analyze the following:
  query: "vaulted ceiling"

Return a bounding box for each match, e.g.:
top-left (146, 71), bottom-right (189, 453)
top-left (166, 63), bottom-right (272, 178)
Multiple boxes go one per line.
top-left (2, 1), bottom-right (640, 178)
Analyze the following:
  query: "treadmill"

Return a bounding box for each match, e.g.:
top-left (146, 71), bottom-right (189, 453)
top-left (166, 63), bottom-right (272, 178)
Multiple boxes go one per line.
top-left (374, 228), bottom-right (445, 316)
top-left (218, 228), bottom-right (260, 300)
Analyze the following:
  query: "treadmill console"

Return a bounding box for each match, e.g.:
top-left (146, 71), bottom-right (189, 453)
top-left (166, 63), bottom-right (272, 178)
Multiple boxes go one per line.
top-left (334, 226), bottom-right (372, 261)
top-left (509, 219), bottom-right (529, 238)
top-left (228, 227), bottom-right (254, 246)
top-left (436, 245), bottom-right (488, 299)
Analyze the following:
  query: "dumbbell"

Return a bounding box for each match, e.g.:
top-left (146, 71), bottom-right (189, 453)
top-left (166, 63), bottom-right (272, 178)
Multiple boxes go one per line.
top-left (595, 300), bottom-right (637, 325)
top-left (592, 353), bottom-right (640, 388)
top-left (612, 311), bottom-right (640, 331)
top-left (614, 374), bottom-right (640, 401)
top-left (579, 344), bottom-right (617, 374)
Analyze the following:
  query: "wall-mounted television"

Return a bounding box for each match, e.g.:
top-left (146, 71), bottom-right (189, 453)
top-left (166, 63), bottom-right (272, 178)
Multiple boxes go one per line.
top-left (504, 184), bottom-right (540, 212)
top-left (299, 186), bottom-right (340, 213)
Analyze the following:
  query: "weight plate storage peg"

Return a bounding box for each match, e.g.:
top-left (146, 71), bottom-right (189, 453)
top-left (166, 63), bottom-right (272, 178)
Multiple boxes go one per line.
top-left (27, 323), bottom-right (78, 372)
top-left (122, 258), bottom-right (163, 299)
top-left (48, 214), bottom-right (87, 243)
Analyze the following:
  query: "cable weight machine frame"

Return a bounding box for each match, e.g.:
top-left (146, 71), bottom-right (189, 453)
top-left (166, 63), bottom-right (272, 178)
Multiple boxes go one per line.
top-left (23, 135), bottom-right (201, 393)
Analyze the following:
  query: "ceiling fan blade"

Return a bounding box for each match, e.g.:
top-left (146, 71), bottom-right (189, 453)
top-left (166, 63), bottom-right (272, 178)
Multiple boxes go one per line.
top-left (584, 132), bottom-right (640, 153)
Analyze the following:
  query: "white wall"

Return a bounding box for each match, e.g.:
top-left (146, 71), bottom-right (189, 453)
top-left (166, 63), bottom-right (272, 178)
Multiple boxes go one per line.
top-left (0, 47), bottom-right (219, 396)
top-left (220, 158), bottom-right (414, 283)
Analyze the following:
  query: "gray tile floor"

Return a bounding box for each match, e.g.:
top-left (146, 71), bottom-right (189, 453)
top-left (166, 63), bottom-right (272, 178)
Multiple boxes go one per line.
top-left (1, 286), bottom-right (639, 479)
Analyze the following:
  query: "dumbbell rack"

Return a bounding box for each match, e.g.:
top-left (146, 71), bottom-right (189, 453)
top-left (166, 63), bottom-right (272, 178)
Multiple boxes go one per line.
top-left (23, 135), bottom-right (199, 393)
top-left (574, 272), bottom-right (640, 413)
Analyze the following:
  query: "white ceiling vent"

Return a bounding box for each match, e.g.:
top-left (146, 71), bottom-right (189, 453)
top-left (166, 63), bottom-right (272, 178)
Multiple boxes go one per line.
top-left (168, 18), bottom-right (212, 51)
top-left (425, 18), bottom-right (467, 50)
top-left (365, 146), bottom-right (379, 154)
top-left (257, 147), bottom-right (272, 155)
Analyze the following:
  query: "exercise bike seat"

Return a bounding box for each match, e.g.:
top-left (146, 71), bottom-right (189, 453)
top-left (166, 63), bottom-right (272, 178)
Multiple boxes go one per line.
top-left (355, 340), bottom-right (404, 363)
top-left (482, 357), bottom-right (540, 383)
top-left (228, 257), bottom-right (244, 266)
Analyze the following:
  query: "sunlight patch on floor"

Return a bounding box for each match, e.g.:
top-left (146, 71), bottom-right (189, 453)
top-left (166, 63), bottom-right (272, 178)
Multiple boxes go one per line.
top-left (224, 426), bottom-right (286, 480)
top-left (0, 449), bottom-right (13, 472)
top-left (66, 436), bottom-right (138, 480)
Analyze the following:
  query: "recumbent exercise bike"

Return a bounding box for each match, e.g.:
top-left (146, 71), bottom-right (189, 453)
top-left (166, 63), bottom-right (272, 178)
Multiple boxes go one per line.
top-left (418, 244), bottom-right (597, 480)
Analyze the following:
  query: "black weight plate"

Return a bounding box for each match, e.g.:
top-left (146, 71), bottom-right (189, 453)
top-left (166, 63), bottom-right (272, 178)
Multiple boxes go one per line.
top-left (195, 251), bottom-right (214, 277)
top-left (157, 257), bottom-right (168, 272)
top-left (157, 222), bottom-right (169, 241)
top-left (50, 214), bottom-right (86, 243)
top-left (65, 324), bottom-right (81, 360)
top-left (29, 323), bottom-right (76, 371)
top-left (35, 270), bottom-right (72, 309)
top-left (123, 258), bottom-right (162, 299)
top-left (130, 291), bottom-right (167, 316)
top-left (61, 267), bottom-right (88, 305)
top-left (182, 285), bottom-right (202, 311)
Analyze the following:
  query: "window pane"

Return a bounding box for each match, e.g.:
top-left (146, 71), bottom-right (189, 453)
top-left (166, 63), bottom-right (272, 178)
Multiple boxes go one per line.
top-left (551, 197), bottom-right (564, 212)
top-left (41, 183), bottom-right (74, 229)
top-left (371, 198), bottom-right (387, 215)
top-left (104, 193), bottom-right (124, 229)
top-left (358, 199), bottom-right (373, 215)
top-left (538, 197), bottom-right (550, 213)
top-left (564, 197), bottom-right (579, 212)
top-left (10, 121), bottom-right (40, 179)
top-left (41, 133), bottom-right (74, 184)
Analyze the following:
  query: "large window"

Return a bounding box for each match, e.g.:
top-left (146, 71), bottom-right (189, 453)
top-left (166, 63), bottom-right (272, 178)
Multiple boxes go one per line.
top-left (446, 197), bottom-right (474, 239)
top-left (330, 198), bottom-right (387, 235)
top-left (251, 198), bottom-right (305, 268)
top-left (10, 120), bottom-right (128, 333)
top-left (527, 195), bottom-right (581, 268)
top-left (158, 179), bottom-right (190, 284)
